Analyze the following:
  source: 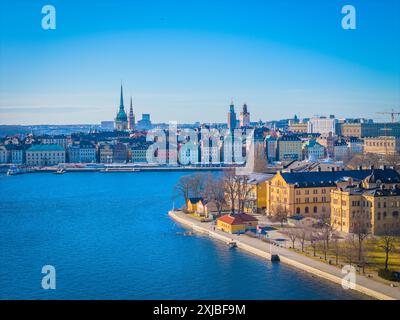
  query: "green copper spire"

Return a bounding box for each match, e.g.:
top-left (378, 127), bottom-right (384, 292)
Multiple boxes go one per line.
top-left (119, 83), bottom-right (124, 110)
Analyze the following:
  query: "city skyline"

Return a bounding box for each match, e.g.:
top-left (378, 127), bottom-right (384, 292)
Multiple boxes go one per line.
top-left (1, 0), bottom-right (400, 125)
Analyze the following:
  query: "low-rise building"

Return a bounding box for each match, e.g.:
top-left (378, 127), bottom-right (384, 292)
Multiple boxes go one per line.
top-left (216, 213), bottom-right (258, 234)
top-left (26, 144), bottom-right (66, 166)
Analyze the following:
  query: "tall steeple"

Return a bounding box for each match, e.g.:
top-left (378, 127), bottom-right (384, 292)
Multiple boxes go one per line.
top-left (128, 96), bottom-right (135, 131)
top-left (115, 83), bottom-right (128, 131)
top-left (119, 83), bottom-right (124, 110)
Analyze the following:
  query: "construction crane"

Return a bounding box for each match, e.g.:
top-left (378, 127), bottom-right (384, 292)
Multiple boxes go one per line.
top-left (376, 109), bottom-right (400, 123)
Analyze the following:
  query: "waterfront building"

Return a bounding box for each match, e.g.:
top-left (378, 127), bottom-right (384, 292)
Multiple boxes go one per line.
top-left (364, 136), bottom-right (400, 155)
top-left (67, 145), bottom-right (80, 163)
top-left (0, 145), bottom-right (8, 163)
top-left (308, 116), bottom-right (336, 135)
top-left (227, 100), bottom-right (237, 131)
top-left (26, 144), bottom-right (66, 166)
top-left (302, 140), bottom-right (325, 160)
top-left (131, 144), bottom-right (149, 163)
top-left (277, 135), bottom-right (302, 161)
top-left (99, 143), bottom-right (114, 163)
top-left (128, 97), bottom-right (135, 131)
top-left (331, 185), bottom-right (400, 235)
top-left (340, 122), bottom-right (400, 138)
top-left (5, 144), bottom-right (25, 164)
top-left (78, 141), bottom-right (96, 163)
top-left (115, 85), bottom-right (128, 131)
top-left (239, 103), bottom-right (250, 128)
top-left (216, 213), bottom-right (258, 234)
top-left (186, 197), bottom-right (205, 213)
top-left (113, 142), bottom-right (128, 163)
top-left (38, 135), bottom-right (68, 148)
top-left (265, 168), bottom-right (400, 217)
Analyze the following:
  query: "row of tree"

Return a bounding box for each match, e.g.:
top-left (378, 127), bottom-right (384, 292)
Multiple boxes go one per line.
top-left (174, 170), bottom-right (254, 216)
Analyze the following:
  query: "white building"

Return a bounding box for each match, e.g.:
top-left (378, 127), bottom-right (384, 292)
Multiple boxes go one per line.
top-left (79, 142), bottom-right (96, 163)
top-left (0, 146), bottom-right (8, 163)
top-left (26, 144), bottom-right (66, 166)
top-left (307, 117), bottom-right (336, 135)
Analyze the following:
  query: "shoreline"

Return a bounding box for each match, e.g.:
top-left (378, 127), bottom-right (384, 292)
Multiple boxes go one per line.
top-left (168, 210), bottom-right (400, 300)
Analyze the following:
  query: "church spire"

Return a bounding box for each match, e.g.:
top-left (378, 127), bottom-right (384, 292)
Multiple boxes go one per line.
top-left (119, 83), bottom-right (124, 110)
top-left (130, 96), bottom-right (133, 111)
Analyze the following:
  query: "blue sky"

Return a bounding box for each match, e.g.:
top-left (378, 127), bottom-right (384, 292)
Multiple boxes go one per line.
top-left (0, 0), bottom-right (399, 124)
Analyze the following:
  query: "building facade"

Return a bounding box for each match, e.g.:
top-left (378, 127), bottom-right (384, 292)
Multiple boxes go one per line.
top-left (277, 135), bottom-right (302, 161)
top-left (26, 144), bottom-right (66, 166)
top-left (364, 136), bottom-right (400, 155)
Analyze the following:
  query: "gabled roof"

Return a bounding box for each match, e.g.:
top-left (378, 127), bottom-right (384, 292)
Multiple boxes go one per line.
top-left (188, 197), bottom-right (204, 204)
top-left (218, 213), bottom-right (258, 225)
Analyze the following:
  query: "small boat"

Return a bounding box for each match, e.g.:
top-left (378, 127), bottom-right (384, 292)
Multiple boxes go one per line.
top-left (54, 168), bottom-right (66, 174)
top-left (227, 241), bottom-right (237, 248)
top-left (7, 166), bottom-right (21, 176)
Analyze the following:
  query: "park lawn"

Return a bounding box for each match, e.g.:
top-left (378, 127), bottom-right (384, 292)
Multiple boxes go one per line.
top-left (300, 237), bottom-right (400, 276)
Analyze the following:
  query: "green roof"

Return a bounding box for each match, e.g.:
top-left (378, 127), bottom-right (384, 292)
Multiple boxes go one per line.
top-left (28, 144), bottom-right (65, 151)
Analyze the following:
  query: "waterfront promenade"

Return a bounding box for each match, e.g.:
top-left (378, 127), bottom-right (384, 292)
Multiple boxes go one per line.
top-left (169, 210), bottom-right (400, 300)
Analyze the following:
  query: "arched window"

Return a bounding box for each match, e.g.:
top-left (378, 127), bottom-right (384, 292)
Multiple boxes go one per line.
top-left (314, 206), bottom-right (318, 213)
top-left (296, 207), bottom-right (300, 214)
top-left (305, 207), bottom-right (309, 214)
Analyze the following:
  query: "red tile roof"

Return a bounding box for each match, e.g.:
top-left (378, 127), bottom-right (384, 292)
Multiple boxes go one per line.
top-left (217, 214), bottom-right (258, 225)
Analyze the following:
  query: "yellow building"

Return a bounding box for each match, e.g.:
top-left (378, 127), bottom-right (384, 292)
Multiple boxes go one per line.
top-left (265, 168), bottom-right (400, 217)
top-left (364, 136), bottom-right (400, 155)
top-left (243, 173), bottom-right (273, 213)
top-left (216, 214), bottom-right (258, 234)
top-left (186, 197), bottom-right (204, 213)
top-left (331, 185), bottom-right (400, 235)
top-left (277, 135), bottom-right (303, 161)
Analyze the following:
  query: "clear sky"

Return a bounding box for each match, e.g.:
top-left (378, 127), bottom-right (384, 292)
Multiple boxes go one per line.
top-left (0, 0), bottom-right (399, 125)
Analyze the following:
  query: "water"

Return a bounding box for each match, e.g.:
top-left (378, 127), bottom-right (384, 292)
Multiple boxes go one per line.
top-left (0, 172), bottom-right (365, 299)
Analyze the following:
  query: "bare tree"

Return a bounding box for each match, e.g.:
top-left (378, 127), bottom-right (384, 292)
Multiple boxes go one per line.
top-left (284, 227), bottom-right (298, 249)
top-left (343, 234), bottom-right (356, 266)
top-left (331, 233), bottom-right (343, 265)
top-left (174, 173), bottom-right (207, 206)
top-left (204, 174), bottom-right (226, 217)
top-left (352, 212), bottom-right (370, 272)
top-left (235, 174), bottom-right (253, 214)
top-left (223, 169), bottom-right (238, 215)
top-left (297, 226), bottom-right (309, 252)
top-left (379, 226), bottom-right (398, 271)
top-left (309, 228), bottom-right (321, 257)
top-left (272, 205), bottom-right (288, 227)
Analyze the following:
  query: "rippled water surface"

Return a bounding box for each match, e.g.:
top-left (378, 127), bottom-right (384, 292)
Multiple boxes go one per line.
top-left (0, 172), bottom-right (366, 299)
